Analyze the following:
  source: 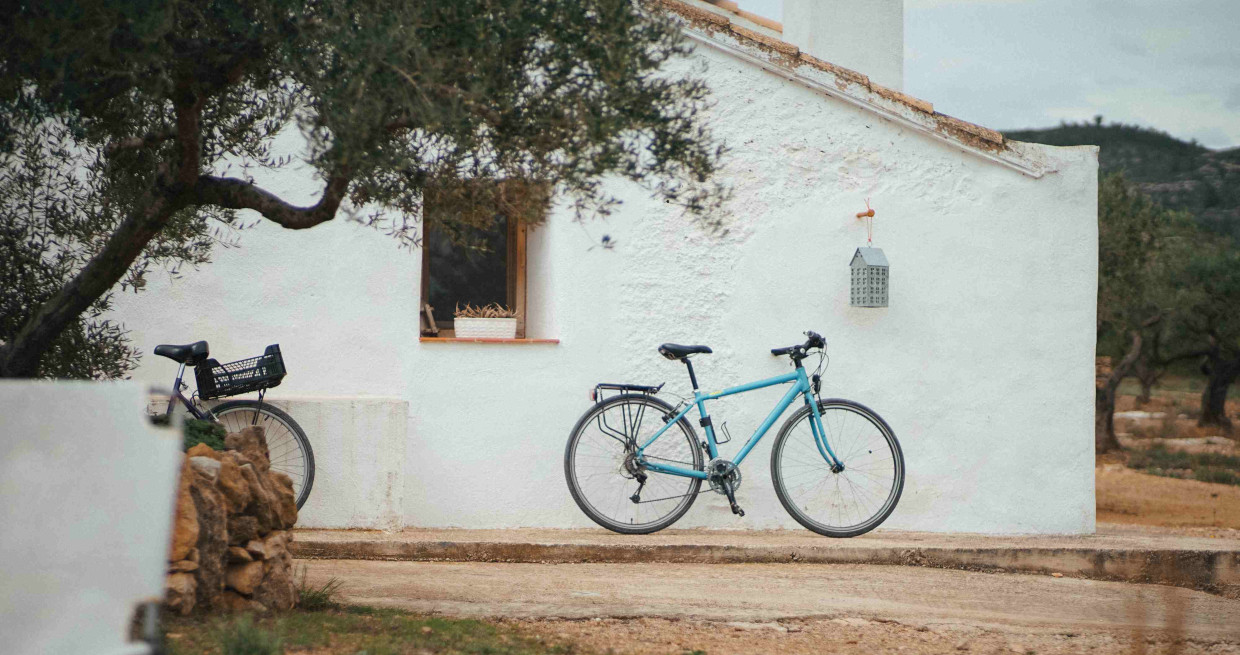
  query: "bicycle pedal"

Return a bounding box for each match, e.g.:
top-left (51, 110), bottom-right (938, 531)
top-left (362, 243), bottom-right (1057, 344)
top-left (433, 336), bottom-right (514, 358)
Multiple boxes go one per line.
top-left (730, 503), bottom-right (745, 517)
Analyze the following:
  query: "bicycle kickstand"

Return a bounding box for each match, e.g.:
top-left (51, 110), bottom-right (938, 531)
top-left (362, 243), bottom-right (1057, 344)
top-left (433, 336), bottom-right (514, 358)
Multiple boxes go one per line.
top-left (252, 389), bottom-right (265, 426)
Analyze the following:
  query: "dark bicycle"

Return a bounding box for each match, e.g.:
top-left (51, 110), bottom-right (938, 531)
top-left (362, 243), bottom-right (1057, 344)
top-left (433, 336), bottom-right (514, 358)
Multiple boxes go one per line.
top-left (154, 341), bottom-right (315, 509)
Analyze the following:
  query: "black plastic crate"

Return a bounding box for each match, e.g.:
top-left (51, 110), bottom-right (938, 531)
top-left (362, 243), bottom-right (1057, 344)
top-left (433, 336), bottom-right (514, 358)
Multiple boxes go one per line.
top-left (195, 344), bottom-right (286, 400)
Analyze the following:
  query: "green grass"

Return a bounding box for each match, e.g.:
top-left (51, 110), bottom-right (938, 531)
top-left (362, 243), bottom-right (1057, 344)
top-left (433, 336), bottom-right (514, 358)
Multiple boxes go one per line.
top-left (1127, 445), bottom-right (1240, 486)
top-left (165, 606), bottom-right (583, 655)
top-left (212, 615), bottom-right (281, 655)
top-left (1116, 375), bottom-right (1240, 399)
top-left (295, 568), bottom-right (343, 611)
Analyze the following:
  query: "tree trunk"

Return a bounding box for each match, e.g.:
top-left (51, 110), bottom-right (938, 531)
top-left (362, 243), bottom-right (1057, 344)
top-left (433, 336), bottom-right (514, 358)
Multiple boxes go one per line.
top-left (1134, 359), bottom-right (1159, 406)
top-left (1096, 330), bottom-right (1145, 454)
top-left (0, 192), bottom-right (181, 377)
top-left (1095, 384), bottom-right (1123, 453)
top-left (1198, 356), bottom-right (1240, 434)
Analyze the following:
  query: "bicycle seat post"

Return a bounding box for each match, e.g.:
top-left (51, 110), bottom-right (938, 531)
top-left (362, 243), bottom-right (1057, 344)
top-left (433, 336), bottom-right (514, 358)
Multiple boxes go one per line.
top-left (682, 358), bottom-right (700, 391)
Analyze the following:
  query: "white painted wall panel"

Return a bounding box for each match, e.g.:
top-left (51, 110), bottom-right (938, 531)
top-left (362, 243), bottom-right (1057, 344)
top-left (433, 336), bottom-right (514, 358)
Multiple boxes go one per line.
top-left (0, 381), bottom-right (181, 655)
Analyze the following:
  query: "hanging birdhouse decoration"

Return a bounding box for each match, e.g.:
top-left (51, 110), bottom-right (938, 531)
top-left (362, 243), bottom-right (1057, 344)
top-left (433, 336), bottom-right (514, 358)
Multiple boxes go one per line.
top-left (850, 200), bottom-right (889, 308)
top-left (850, 247), bottom-right (889, 307)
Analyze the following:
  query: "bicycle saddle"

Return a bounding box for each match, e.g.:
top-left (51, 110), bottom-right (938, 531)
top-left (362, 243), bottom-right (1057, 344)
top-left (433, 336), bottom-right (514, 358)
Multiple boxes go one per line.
top-left (153, 341), bottom-right (210, 365)
top-left (658, 343), bottom-right (713, 360)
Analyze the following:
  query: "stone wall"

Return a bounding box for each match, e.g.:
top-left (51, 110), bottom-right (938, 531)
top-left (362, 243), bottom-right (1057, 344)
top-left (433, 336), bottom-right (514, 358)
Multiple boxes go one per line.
top-left (164, 427), bottom-right (298, 614)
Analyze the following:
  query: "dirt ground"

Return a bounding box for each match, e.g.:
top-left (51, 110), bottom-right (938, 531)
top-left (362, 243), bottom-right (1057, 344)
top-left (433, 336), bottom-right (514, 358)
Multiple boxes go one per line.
top-left (1097, 462), bottom-right (1240, 529)
top-left (506, 615), bottom-right (1237, 655)
top-left (302, 559), bottom-right (1240, 654)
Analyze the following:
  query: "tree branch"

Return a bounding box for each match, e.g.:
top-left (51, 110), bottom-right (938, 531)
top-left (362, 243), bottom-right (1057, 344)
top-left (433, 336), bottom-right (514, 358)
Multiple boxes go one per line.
top-left (0, 190), bottom-right (183, 377)
top-left (103, 129), bottom-right (177, 155)
top-left (195, 174), bottom-right (351, 229)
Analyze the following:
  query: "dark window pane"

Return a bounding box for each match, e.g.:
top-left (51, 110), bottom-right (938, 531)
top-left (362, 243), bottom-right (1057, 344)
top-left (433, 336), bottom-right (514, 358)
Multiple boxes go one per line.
top-left (426, 218), bottom-right (508, 322)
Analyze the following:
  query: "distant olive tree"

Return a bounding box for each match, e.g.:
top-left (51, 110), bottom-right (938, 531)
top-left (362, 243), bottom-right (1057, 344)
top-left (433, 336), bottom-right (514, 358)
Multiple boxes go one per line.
top-left (0, 0), bottom-right (725, 378)
top-left (1094, 174), bottom-right (1193, 453)
top-left (1173, 249), bottom-right (1240, 433)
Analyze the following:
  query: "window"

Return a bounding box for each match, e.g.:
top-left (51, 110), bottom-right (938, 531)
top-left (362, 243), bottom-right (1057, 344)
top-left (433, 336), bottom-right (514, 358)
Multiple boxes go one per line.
top-left (419, 211), bottom-right (529, 339)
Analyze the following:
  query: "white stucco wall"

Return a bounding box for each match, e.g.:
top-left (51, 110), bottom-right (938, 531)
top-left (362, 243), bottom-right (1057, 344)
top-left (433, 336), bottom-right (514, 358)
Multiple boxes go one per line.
top-left (108, 32), bottom-right (1098, 534)
top-left (1, 381), bottom-right (181, 655)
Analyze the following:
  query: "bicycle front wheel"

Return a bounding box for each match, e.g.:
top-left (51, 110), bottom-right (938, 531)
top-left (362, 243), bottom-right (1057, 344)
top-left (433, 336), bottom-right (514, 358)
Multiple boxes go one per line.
top-left (565, 394), bottom-right (703, 534)
top-left (212, 400), bottom-right (316, 510)
top-left (771, 399), bottom-right (903, 537)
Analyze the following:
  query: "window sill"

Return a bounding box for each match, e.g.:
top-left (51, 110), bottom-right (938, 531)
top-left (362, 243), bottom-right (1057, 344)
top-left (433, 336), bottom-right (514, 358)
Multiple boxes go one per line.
top-left (419, 337), bottom-right (560, 344)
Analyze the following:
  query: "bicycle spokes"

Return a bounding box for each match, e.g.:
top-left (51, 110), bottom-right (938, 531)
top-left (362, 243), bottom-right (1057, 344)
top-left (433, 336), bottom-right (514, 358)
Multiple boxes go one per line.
top-left (568, 396), bottom-right (702, 532)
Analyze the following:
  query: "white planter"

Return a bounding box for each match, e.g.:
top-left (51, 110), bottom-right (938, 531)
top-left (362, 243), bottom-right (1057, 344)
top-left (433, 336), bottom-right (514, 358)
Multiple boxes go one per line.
top-left (453, 317), bottom-right (518, 339)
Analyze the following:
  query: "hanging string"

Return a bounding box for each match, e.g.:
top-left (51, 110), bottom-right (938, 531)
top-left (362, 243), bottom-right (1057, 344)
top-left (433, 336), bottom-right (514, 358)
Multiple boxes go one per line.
top-left (856, 199), bottom-right (875, 246)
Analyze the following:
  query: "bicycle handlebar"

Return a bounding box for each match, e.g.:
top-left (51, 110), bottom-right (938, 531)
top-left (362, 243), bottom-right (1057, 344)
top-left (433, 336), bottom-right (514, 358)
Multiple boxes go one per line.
top-left (771, 331), bottom-right (826, 358)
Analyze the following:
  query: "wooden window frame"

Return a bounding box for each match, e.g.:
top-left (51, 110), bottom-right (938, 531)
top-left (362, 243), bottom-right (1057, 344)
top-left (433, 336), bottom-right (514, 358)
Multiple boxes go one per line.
top-left (420, 218), bottom-right (527, 339)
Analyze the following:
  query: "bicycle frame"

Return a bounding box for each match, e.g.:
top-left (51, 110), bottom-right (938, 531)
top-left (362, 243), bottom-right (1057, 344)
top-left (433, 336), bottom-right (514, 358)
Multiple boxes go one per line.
top-left (164, 363), bottom-right (213, 421)
top-left (636, 364), bottom-right (842, 479)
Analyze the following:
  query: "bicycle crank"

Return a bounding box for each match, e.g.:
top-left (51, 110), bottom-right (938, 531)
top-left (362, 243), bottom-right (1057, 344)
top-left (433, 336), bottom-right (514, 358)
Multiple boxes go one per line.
top-left (706, 458), bottom-right (745, 517)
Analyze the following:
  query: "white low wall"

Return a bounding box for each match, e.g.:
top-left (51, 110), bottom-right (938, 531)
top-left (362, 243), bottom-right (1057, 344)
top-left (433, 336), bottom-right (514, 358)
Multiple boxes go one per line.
top-left (267, 398), bottom-right (408, 530)
top-left (0, 381), bottom-right (181, 655)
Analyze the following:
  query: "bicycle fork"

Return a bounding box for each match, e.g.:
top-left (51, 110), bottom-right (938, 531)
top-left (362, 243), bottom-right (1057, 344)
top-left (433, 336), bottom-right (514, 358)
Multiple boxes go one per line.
top-left (805, 391), bottom-right (845, 473)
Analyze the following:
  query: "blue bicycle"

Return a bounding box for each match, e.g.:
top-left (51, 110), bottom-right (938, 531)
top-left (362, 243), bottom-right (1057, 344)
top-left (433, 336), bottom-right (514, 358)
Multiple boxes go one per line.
top-left (565, 331), bottom-right (904, 536)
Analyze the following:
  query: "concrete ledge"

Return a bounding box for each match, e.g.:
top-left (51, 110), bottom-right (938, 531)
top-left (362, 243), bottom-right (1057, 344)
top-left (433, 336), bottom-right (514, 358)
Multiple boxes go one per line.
top-left (292, 524), bottom-right (1240, 598)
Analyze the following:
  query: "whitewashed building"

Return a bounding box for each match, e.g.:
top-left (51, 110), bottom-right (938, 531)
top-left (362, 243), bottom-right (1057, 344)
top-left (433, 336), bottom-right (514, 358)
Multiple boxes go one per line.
top-left (112, 0), bottom-right (1099, 534)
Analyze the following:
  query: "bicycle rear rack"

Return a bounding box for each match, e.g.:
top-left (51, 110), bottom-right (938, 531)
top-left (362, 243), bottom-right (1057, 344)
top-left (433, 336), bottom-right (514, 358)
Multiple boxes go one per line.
top-left (591, 381), bottom-right (664, 403)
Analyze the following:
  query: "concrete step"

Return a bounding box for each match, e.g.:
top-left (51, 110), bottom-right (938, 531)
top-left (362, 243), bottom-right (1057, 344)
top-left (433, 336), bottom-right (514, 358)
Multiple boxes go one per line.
top-left (292, 523), bottom-right (1240, 598)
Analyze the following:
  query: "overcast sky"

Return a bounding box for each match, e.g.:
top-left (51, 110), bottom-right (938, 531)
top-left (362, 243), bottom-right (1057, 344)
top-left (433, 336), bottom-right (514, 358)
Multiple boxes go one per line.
top-left (735, 0), bottom-right (1240, 149)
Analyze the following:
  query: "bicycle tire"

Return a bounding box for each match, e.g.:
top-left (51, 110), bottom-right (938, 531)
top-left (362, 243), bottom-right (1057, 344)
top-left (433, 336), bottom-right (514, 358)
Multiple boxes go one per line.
top-left (565, 393), bottom-right (704, 534)
top-left (771, 398), bottom-right (903, 537)
top-left (211, 400), bottom-right (316, 510)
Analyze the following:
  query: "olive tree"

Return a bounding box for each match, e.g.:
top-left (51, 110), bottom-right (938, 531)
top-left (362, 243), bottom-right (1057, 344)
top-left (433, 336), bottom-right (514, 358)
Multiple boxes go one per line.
top-left (1174, 249), bottom-right (1240, 432)
top-left (0, 0), bottom-right (725, 377)
top-left (1094, 174), bottom-right (1191, 453)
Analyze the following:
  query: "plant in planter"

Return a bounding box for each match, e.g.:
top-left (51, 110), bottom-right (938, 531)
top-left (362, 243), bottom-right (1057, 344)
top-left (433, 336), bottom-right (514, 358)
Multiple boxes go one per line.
top-left (453, 303), bottom-right (520, 339)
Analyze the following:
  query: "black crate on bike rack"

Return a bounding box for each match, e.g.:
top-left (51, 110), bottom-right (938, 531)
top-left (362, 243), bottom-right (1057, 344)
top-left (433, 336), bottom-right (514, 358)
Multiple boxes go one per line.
top-left (194, 344), bottom-right (286, 400)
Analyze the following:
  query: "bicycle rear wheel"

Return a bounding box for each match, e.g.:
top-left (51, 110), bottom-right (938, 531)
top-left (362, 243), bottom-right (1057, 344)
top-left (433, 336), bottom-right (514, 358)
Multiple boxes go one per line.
top-left (211, 400), bottom-right (315, 510)
top-left (771, 399), bottom-right (903, 537)
top-left (565, 394), bottom-right (703, 534)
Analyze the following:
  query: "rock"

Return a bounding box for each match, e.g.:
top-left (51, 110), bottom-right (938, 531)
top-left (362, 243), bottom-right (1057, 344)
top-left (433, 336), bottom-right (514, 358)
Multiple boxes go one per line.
top-left (189, 475), bottom-right (229, 609)
top-left (189, 456), bottom-right (221, 480)
top-left (226, 426), bottom-right (270, 472)
top-left (264, 530), bottom-right (289, 554)
top-left (215, 456), bottom-right (252, 514)
top-left (1051, 572), bottom-right (1064, 578)
top-left (186, 443), bottom-right (223, 461)
top-left (238, 463), bottom-right (279, 532)
top-left (218, 590), bottom-right (266, 613)
top-left (165, 572), bottom-right (197, 615)
top-left (169, 560), bottom-right (199, 573)
top-left (253, 548), bottom-right (296, 611)
top-left (168, 458), bottom-right (199, 562)
top-left (245, 539), bottom-right (270, 560)
top-left (269, 471), bottom-right (298, 529)
top-left (228, 515), bottom-right (260, 546)
top-left (228, 546), bottom-right (254, 563)
top-left (225, 560), bottom-right (265, 595)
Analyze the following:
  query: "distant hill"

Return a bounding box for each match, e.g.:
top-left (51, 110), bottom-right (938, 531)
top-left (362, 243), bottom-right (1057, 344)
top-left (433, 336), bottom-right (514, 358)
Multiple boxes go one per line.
top-left (1005, 121), bottom-right (1240, 241)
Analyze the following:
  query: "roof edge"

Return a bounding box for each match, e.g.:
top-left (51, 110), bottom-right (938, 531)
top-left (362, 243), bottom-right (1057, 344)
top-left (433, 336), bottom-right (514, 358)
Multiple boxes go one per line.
top-left (657, 0), bottom-right (1054, 177)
